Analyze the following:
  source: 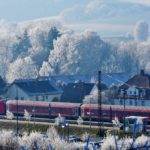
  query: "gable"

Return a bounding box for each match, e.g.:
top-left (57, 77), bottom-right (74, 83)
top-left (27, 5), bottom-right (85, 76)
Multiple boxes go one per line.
top-left (61, 82), bottom-right (94, 103)
top-left (13, 80), bottom-right (60, 95)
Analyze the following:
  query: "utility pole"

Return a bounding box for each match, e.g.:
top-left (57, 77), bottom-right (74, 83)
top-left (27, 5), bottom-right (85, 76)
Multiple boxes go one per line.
top-left (16, 87), bottom-right (19, 135)
top-left (89, 97), bottom-right (92, 130)
top-left (49, 103), bottom-right (51, 123)
top-left (32, 105), bottom-right (35, 130)
top-left (98, 71), bottom-right (102, 137)
top-left (123, 89), bottom-right (126, 132)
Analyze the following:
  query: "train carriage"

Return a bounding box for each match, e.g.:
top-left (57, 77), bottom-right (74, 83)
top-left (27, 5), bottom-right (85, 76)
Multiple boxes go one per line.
top-left (81, 104), bottom-right (150, 122)
top-left (49, 102), bottom-right (81, 119)
top-left (6, 100), bottom-right (81, 119)
top-left (81, 104), bottom-right (113, 121)
top-left (6, 100), bottom-right (50, 117)
top-left (0, 100), bottom-right (6, 115)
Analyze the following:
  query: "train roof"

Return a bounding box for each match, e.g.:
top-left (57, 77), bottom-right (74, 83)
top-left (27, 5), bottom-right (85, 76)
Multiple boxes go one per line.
top-left (125, 116), bottom-right (148, 119)
top-left (6, 100), bottom-right (81, 108)
top-left (6, 100), bottom-right (49, 107)
top-left (81, 104), bottom-right (150, 111)
top-left (50, 102), bottom-right (81, 108)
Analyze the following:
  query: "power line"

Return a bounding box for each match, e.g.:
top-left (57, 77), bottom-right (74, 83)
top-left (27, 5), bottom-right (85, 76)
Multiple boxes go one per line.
top-left (106, 74), bottom-right (147, 89)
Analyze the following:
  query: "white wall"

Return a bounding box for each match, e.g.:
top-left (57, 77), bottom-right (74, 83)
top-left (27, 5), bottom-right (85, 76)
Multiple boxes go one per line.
top-left (111, 98), bottom-right (150, 107)
top-left (6, 84), bottom-right (29, 100)
top-left (6, 84), bottom-right (61, 101)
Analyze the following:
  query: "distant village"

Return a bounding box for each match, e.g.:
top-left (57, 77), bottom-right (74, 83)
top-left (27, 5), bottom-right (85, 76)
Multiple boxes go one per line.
top-left (0, 69), bottom-right (150, 107)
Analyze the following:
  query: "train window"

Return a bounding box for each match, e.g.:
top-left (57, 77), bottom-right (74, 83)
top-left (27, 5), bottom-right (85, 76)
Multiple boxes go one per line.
top-left (36, 96), bottom-right (39, 101)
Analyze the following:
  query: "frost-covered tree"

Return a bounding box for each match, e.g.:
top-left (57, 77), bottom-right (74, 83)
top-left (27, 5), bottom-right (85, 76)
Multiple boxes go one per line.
top-left (134, 21), bottom-right (149, 42)
top-left (145, 62), bottom-right (150, 74)
top-left (40, 31), bottom-right (115, 76)
top-left (12, 30), bottom-right (32, 60)
top-left (28, 26), bottom-right (61, 67)
top-left (6, 57), bottom-right (38, 83)
top-left (117, 41), bottom-right (139, 74)
top-left (46, 27), bottom-right (61, 50)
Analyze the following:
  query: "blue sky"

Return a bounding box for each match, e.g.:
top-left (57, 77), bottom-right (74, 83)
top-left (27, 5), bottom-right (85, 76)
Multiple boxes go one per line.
top-left (0, 0), bottom-right (150, 36)
top-left (0, 0), bottom-right (85, 21)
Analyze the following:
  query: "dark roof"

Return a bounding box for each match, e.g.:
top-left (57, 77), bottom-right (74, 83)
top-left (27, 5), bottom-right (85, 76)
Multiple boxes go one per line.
top-left (60, 82), bottom-right (107, 103)
top-left (39, 73), bottom-right (130, 87)
top-left (13, 79), bottom-right (61, 95)
top-left (120, 70), bottom-right (150, 89)
top-left (0, 76), bottom-right (6, 95)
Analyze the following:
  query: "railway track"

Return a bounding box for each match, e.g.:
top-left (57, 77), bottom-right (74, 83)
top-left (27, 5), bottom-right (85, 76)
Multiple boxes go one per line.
top-left (0, 115), bottom-right (113, 127)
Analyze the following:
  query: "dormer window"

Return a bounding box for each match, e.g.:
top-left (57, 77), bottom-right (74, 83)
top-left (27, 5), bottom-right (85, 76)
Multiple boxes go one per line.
top-left (127, 86), bottom-right (139, 96)
top-left (120, 89), bottom-right (125, 96)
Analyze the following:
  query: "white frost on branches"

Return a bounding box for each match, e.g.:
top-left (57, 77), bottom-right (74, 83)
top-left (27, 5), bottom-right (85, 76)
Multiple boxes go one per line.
top-left (40, 30), bottom-right (114, 76)
top-left (6, 57), bottom-right (38, 83)
top-left (6, 110), bottom-right (14, 120)
top-left (24, 109), bottom-right (31, 121)
top-left (134, 21), bottom-right (149, 42)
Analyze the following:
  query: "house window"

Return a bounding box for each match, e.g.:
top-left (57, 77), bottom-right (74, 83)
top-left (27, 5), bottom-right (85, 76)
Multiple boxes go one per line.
top-left (130, 91), bottom-right (132, 95)
top-left (120, 99), bottom-right (123, 105)
top-left (129, 100), bottom-right (132, 105)
top-left (135, 100), bottom-right (137, 106)
top-left (141, 100), bottom-right (145, 106)
top-left (134, 91), bottom-right (137, 95)
top-left (45, 95), bottom-right (48, 100)
top-left (43, 96), bottom-right (45, 101)
top-left (110, 99), bottom-right (114, 105)
top-left (15, 97), bottom-right (18, 100)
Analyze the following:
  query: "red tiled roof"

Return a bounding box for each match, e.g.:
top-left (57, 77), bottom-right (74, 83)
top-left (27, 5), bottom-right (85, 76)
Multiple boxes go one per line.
top-left (120, 73), bottom-right (150, 89)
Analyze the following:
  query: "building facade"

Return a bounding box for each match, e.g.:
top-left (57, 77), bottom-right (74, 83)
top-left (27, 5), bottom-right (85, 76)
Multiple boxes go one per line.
top-left (110, 70), bottom-right (150, 107)
top-left (6, 79), bottom-right (62, 101)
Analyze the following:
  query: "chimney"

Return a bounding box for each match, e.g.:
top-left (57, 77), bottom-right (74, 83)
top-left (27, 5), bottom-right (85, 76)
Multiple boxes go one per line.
top-left (140, 69), bottom-right (145, 76)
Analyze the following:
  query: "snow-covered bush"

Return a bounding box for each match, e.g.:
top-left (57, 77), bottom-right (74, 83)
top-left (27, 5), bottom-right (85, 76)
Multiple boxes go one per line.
top-left (19, 132), bottom-right (50, 150)
top-left (47, 126), bottom-right (81, 149)
top-left (101, 135), bottom-right (119, 150)
top-left (101, 134), bottom-right (150, 150)
top-left (0, 128), bottom-right (149, 149)
top-left (0, 130), bottom-right (18, 149)
top-left (6, 110), bottom-right (14, 120)
top-left (133, 134), bottom-right (150, 148)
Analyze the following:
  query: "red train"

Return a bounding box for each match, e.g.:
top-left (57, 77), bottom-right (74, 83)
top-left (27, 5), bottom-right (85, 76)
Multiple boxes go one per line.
top-left (0, 100), bottom-right (149, 123)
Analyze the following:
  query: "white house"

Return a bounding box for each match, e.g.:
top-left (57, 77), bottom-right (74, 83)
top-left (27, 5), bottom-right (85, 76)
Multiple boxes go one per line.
top-left (110, 70), bottom-right (150, 107)
top-left (6, 79), bottom-right (62, 101)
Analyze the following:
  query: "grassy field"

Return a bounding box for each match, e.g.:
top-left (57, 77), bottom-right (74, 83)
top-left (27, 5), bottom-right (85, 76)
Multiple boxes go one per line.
top-left (1, 119), bottom-right (145, 138)
top-left (0, 119), bottom-right (112, 137)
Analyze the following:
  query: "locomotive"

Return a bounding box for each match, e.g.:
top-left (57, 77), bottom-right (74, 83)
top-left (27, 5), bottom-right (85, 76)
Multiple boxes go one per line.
top-left (0, 100), bottom-right (149, 123)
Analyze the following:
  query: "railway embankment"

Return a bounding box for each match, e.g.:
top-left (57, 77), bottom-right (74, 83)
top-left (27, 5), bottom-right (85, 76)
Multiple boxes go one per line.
top-left (0, 119), bottom-right (115, 137)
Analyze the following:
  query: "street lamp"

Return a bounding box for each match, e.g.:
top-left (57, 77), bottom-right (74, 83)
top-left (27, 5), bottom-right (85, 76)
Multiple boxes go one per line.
top-left (15, 87), bottom-right (19, 136)
top-left (89, 96), bottom-right (92, 130)
top-left (65, 122), bottom-right (69, 142)
top-left (77, 116), bottom-right (83, 125)
top-left (123, 89), bottom-right (126, 132)
top-left (49, 103), bottom-right (51, 124)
